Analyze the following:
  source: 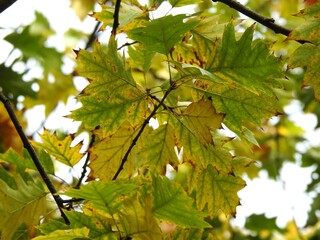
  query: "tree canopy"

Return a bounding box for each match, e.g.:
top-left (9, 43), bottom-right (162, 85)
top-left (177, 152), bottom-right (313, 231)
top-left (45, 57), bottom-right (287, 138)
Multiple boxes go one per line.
top-left (0, 0), bottom-right (320, 239)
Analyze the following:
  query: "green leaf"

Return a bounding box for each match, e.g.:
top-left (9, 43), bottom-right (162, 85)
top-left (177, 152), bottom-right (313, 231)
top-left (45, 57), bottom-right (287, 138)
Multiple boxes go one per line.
top-left (189, 164), bottom-right (246, 217)
top-left (138, 124), bottom-right (179, 173)
top-left (191, 81), bottom-right (281, 133)
top-left (188, 23), bottom-right (283, 95)
top-left (88, 121), bottom-right (139, 181)
top-left (70, 39), bottom-right (148, 135)
top-left (65, 180), bottom-right (139, 215)
top-left (32, 130), bottom-right (84, 167)
top-left (128, 14), bottom-right (199, 55)
top-left (289, 3), bottom-right (320, 44)
top-left (245, 214), bottom-right (283, 232)
top-left (33, 227), bottom-right (90, 240)
top-left (151, 175), bottom-right (211, 228)
top-left (169, 0), bottom-right (203, 7)
top-left (289, 44), bottom-right (320, 101)
top-left (0, 176), bottom-right (47, 240)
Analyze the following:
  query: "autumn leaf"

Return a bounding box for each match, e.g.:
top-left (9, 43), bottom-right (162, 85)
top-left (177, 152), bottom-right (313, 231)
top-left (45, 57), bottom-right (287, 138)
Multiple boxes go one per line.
top-left (138, 124), bottom-right (179, 173)
top-left (128, 14), bottom-right (199, 55)
top-left (180, 98), bottom-right (225, 146)
top-left (32, 129), bottom-right (84, 167)
top-left (65, 180), bottom-right (139, 215)
top-left (0, 175), bottom-right (47, 240)
top-left (88, 121), bottom-right (139, 181)
top-left (189, 164), bottom-right (246, 217)
top-left (70, 39), bottom-right (149, 135)
top-left (151, 175), bottom-right (211, 228)
top-left (33, 227), bottom-right (90, 240)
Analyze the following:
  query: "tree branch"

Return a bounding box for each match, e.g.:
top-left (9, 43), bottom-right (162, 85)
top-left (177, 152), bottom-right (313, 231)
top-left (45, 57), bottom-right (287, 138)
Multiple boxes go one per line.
top-left (212, 0), bottom-right (291, 35)
top-left (74, 133), bottom-right (96, 189)
top-left (0, 0), bottom-right (17, 13)
top-left (0, 91), bottom-right (70, 225)
top-left (112, 86), bottom-right (174, 180)
top-left (111, 0), bottom-right (122, 36)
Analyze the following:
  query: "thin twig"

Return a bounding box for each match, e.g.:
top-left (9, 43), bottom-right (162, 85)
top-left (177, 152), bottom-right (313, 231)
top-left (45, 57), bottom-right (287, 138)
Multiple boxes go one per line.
top-left (212, 0), bottom-right (309, 44)
top-left (112, 85), bottom-right (174, 180)
top-left (74, 133), bottom-right (96, 189)
top-left (111, 0), bottom-right (122, 36)
top-left (213, 0), bottom-right (291, 35)
top-left (0, 91), bottom-right (70, 224)
top-left (85, 22), bottom-right (102, 50)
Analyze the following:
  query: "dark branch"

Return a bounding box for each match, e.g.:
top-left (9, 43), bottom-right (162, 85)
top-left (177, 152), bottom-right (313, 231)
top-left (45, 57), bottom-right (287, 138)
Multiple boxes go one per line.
top-left (212, 0), bottom-right (291, 35)
top-left (0, 91), bottom-right (70, 225)
top-left (74, 133), bottom-right (96, 189)
top-left (85, 22), bottom-right (102, 50)
top-left (112, 86), bottom-right (174, 180)
top-left (111, 0), bottom-right (122, 36)
top-left (0, 0), bottom-right (17, 13)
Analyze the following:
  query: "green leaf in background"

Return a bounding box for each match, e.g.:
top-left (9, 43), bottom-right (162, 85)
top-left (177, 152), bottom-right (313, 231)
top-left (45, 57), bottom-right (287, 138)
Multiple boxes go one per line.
top-left (0, 176), bottom-right (47, 240)
top-left (151, 175), bottom-right (211, 228)
top-left (128, 14), bottom-right (199, 55)
top-left (0, 64), bottom-right (36, 101)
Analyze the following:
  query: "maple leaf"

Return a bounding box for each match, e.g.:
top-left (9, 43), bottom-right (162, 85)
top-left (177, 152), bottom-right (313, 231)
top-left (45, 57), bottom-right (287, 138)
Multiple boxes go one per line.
top-left (137, 124), bottom-right (179, 173)
top-left (65, 180), bottom-right (139, 215)
top-left (31, 129), bottom-right (84, 167)
top-left (151, 175), bottom-right (211, 228)
top-left (180, 98), bottom-right (225, 146)
top-left (118, 196), bottom-right (162, 239)
top-left (128, 14), bottom-right (199, 55)
top-left (33, 228), bottom-right (90, 240)
top-left (289, 3), bottom-right (320, 44)
top-left (70, 39), bottom-right (149, 135)
top-left (175, 23), bottom-right (283, 95)
top-left (189, 164), bottom-right (246, 217)
top-left (88, 121), bottom-right (139, 181)
top-left (0, 175), bottom-right (47, 240)
top-left (171, 114), bottom-right (233, 173)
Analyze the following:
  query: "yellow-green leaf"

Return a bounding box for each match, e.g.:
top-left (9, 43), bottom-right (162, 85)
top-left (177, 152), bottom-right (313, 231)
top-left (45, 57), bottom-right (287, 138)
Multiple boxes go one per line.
top-left (138, 124), bottom-right (179, 173)
top-left (88, 121), bottom-right (139, 181)
top-left (181, 98), bottom-right (225, 146)
top-left (189, 164), bottom-right (246, 217)
top-left (0, 176), bottom-right (47, 240)
top-left (32, 130), bottom-right (84, 167)
top-left (33, 227), bottom-right (90, 240)
top-left (70, 39), bottom-right (148, 135)
top-left (152, 175), bottom-right (211, 228)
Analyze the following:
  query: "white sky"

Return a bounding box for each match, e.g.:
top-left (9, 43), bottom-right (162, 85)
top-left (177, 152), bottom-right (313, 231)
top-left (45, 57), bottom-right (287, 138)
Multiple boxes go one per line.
top-left (0, 0), bottom-right (316, 230)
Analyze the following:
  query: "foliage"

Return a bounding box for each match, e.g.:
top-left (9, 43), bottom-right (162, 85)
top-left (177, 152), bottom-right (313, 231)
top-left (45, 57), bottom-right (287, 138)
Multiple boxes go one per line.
top-left (0, 0), bottom-right (320, 239)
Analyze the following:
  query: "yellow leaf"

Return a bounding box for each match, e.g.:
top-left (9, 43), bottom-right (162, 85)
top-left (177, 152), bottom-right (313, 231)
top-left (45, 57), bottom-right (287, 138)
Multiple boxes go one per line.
top-left (89, 121), bottom-right (139, 181)
top-left (32, 130), bottom-right (84, 167)
top-left (181, 98), bottom-right (225, 146)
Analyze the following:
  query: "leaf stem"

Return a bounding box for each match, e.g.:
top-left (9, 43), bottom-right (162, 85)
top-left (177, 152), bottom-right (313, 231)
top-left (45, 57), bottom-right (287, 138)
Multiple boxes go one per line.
top-left (112, 86), bottom-right (174, 180)
top-left (0, 91), bottom-right (70, 225)
top-left (74, 133), bottom-right (96, 189)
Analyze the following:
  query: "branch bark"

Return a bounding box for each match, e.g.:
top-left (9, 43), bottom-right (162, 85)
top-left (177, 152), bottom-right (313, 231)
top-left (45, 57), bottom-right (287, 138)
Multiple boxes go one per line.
top-left (0, 91), bottom-right (70, 224)
top-left (212, 0), bottom-right (292, 35)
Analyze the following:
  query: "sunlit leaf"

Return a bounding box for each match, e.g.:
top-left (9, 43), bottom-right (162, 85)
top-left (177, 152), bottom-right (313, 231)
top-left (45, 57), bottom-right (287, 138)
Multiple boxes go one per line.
top-left (152, 175), bottom-right (211, 228)
top-left (33, 227), bottom-right (90, 240)
top-left (32, 130), bottom-right (84, 167)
